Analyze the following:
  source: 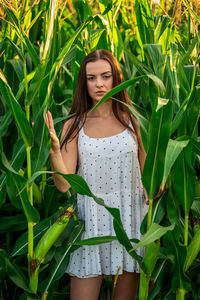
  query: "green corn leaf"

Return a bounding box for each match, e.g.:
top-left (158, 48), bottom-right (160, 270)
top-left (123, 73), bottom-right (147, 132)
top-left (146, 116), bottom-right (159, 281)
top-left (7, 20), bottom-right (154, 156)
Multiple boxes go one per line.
top-left (61, 45), bottom-right (77, 66)
top-left (90, 29), bottom-right (105, 50)
top-left (0, 111), bottom-right (12, 137)
top-left (0, 70), bottom-right (33, 148)
top-left (26, 10), bottom-right (43, 33)
top-left (176, 289), bottom-right (187, 300)
top-left (8, 59), bottom-right (24, 82)
top-left (131, 223), bottom-right (175, 251)
top-left (135, 0), bottom-right (154, 45)
top-left (180, 35), bottom-right (198, 67)
top-left (142, 99), bottom-right (173, 200)
top-left (72, 236), bottom-right (119, 246)
top-left (0, 214), bottom-right (26, 234)
top-left (163, 230), bottom-right (190, 292)
top-left (25, 60), bottom-right (47, 106)
top-left (90, 75), bottom-right (146, 113)
top-left (161, 139), bottom-right (190, 187)
top-left (5, 258), bottom-right (38, 298)
top-left (0, 249), bottom-right (38, 297)
top-left (187, 84), bottom-right (200, 137)
top-left (125, 49), bottom-right (153, 75)
top-left (10, 139), bottom-right (26, 171)
top-left (5, 37), bottom-right (24, 61)
top-left (191, 200), bottom-right (200, 218)
top-left (42, 0), bottom-right (58, 60)
top-left (171, 90), bottom-right (195, 135)
top-left (31, 108), bottom-right (51, 173)
top-left (72, 0), bottom-right (92, 22)
top-left (6, 172), bottom-right (40, 223)
top-left (144, 241), bottom-right (160, 276)
top-left (165, 55), bottom-right (180, 107)
top-left (5, 7), bottom-right (40, 67)
top-left (16, 71), bottom-right (35, 101)
top-left (173, 144), bottom-right (196, 215)
top-left (144, 44), bottom-right (163, 80)
top-left (60, 173), bottom-right (93, 197)
top-left (112, 98), bottom-right (149, 152)
top-left (0, 137), bottom-right (18, 174)
top-left (177, 63), bottom-right (191, 95)
top-left (184, 224), bottom-right (200, 271)
top-left (46, 15), bottom-right (97, 103)
top-left (10, 217), bottom-right (52, 258)
top-left (155, 15), bottom-right (171, 42)
top-left (0, 139), bottom-right (26, 190)
top-left (139, 241), bottom-right (160, 300)
top-left (0, 249), bottom-right (6, 281)
top-left (71, 235), bottom-right (139, 246)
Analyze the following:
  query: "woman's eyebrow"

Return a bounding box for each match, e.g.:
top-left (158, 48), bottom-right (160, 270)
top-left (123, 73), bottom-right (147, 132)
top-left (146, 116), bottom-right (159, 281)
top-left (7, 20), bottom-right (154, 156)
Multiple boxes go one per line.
top-left (86, 71), bottom-right (112, 76)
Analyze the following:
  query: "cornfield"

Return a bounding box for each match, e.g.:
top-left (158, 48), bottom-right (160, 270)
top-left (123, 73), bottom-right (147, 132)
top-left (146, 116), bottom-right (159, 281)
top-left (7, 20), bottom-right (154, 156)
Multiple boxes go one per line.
top-left (0, 0), bottom-right (199, 299)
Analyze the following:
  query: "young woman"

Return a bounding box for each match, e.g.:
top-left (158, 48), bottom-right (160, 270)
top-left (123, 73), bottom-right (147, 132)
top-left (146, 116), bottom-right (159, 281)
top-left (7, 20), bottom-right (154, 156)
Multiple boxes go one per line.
top-left (46, 49), bottom-right (148, 300)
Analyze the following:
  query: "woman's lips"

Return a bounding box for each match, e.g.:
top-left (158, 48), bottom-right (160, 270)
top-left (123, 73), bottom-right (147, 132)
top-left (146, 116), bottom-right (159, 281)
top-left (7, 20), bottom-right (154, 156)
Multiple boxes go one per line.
top-left (96, 91), bottom-right (105, 95)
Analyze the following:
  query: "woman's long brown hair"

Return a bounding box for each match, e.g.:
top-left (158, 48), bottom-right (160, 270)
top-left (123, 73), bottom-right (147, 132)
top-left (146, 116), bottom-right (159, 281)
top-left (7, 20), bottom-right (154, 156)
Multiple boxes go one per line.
top-left (60, 49), bottom-right (139, 149)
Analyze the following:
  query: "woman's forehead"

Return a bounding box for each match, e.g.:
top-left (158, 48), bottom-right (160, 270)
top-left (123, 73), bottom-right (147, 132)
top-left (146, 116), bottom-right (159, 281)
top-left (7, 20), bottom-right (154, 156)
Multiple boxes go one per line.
top-left (86, 59), bottom-right (112, 74)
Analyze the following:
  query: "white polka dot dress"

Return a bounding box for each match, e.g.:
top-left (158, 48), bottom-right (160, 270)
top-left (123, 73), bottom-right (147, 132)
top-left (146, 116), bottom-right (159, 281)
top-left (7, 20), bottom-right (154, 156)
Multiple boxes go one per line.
top-left (66, 125), bottom-right (148, 278)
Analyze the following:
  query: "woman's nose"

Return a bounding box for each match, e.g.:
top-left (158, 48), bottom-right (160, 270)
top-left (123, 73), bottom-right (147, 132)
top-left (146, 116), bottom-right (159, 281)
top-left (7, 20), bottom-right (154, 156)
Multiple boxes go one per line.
top-left (96, 77), bottom-right (103, 87)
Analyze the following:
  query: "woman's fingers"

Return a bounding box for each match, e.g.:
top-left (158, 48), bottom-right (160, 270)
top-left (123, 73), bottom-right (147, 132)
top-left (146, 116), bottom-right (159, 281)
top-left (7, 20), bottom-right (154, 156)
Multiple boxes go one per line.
top-left (45, 111), bottom-right (60, 152)
top-left (45, 111), bottom-right (56, 134)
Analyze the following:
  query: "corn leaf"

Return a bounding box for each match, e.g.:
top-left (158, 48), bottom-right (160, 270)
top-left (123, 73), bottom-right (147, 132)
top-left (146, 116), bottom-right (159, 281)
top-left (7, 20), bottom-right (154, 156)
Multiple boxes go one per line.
top-left (25, 60), bottom-right (47, 106)
top-left (90, 75), bottom-right (146, 112)
top-left (142, 100), bottom-right (173, 200)
top-left (131, 223), bottom-right (175, 251)
top-left (144, 44), bottom-right (163, 80)
top-left (187, 85), bottom-right (200, 137)
top-left (139, 241), bottom-right (160, 300)
top-left (0, 70), bottom-right (33, 148)
top-left (6, 172), bottom-right (40, 223)
top-left (10, 217), bottom-right (52, 258)
top-left (161, 139), bottom-right (190, 187)
top-left (5, 7), bottom-right (40, 67)
top-left (0, 215), bottom-right (26, 234)
top-left (135, 0), bottom-right (154, 45)
top-left (5, 257), bottom-right (38, 298)
top-left (163, 231), bottom-right (190, 292)
top-left (46, 15), bottom-right (97, 103)
top-left (184, 224), bottom-right (200, 271)
top-left (8, 59), bottom-right (24, 82)
top-left (31, 108), bottom-right (51, 173)
top-left (173, 144), bottom-right (196, 215)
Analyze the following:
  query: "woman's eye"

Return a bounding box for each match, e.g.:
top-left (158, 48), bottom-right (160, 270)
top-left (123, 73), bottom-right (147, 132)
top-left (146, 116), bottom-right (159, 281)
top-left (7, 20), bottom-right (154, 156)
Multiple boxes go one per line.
top-left (103, 75), bottom-right (111, 79)
top-left (87, 77), bottom-right (94, 81)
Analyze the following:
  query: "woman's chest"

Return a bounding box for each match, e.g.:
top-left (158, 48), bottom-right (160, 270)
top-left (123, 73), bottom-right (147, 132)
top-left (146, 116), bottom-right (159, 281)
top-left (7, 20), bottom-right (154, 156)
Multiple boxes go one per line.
top-left (78, 128), bottom-right (138, 159)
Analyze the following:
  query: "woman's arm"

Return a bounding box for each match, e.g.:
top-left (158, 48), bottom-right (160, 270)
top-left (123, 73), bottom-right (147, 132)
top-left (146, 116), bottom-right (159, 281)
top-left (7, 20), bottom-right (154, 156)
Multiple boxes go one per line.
top-left (46, 111), bottom-right (78, 193)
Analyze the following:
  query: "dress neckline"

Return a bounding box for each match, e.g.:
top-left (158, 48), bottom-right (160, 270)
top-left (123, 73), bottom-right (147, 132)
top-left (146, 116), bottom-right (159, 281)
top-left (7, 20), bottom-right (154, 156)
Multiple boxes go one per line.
top-left (81, 126), bottom-right (129, 140)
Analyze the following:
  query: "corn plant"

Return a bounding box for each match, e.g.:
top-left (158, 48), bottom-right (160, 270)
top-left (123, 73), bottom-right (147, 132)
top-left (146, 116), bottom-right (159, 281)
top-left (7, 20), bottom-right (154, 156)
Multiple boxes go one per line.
top-left (0, 0), bottom-right (199, 299)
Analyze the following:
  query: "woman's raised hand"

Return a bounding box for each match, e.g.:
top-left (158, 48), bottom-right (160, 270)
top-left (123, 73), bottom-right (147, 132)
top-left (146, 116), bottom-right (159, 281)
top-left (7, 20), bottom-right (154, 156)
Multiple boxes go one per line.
top-left (45, 111), bottom-right (60, 154)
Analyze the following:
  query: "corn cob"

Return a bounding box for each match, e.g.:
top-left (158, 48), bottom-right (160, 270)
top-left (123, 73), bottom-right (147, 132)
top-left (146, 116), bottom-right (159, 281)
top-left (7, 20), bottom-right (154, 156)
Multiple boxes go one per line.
top-left (32, 206), bottom-right (74, 269)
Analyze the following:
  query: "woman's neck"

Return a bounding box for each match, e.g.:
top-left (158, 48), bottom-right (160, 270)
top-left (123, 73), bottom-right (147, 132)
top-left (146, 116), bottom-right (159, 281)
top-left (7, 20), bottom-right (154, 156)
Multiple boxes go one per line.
top-left (88, 99), bottom-right (114, 118)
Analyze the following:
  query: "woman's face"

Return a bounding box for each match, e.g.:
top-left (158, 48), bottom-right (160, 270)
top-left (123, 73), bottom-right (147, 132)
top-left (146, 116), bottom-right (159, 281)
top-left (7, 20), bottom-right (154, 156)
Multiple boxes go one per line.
top-left (85, 59), bottom-right (113, 104)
